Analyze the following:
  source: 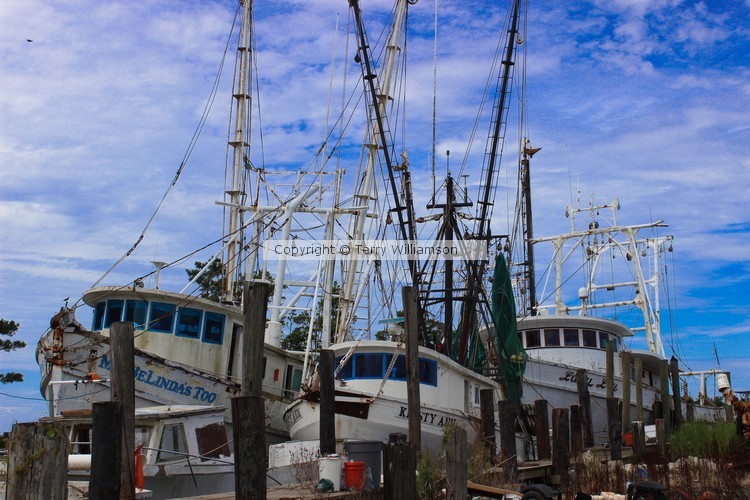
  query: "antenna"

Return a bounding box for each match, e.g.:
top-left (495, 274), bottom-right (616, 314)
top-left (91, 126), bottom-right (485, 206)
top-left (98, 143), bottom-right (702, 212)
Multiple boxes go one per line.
top-left (151, 261), bottom-right (167, 289)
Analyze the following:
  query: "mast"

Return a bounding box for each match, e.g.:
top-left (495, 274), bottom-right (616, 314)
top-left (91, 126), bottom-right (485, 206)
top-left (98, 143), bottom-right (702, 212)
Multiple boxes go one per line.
top-left (337, 0), bottom-right (416, 341)
top-left (520, 141), bottom-right (541, 315)
top-left (224, 0), bottom-right (253, 303)
top-left (458, 0), bottom-right (521, 364)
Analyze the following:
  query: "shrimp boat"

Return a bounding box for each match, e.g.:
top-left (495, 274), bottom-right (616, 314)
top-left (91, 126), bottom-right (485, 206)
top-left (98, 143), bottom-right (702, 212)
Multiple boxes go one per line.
top-left (512, 195), bottom-right (727, 444)
top-left (35, 0), bottom-right (308, 445)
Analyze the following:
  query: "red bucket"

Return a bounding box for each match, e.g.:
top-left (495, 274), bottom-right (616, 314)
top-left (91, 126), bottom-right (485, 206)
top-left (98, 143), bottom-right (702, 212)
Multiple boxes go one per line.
top-left (623, 431), bottom-right (634, 447)
top-left (344, 461), bottom-right (366, 490)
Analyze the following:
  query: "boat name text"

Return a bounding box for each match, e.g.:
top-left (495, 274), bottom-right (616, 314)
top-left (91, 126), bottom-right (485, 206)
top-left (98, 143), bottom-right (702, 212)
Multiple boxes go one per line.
top-left (397, 406), bottom-right (457, 427)
top-left (98, 355), bottom-right (218, 403)
top-left (559, 370), bottom-right (618, 392)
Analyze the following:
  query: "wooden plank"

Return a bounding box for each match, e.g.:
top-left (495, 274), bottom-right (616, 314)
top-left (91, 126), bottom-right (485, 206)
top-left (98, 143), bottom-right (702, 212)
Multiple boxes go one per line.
top-left (467, 480), bottom-right (522, 498)
top-left (110, 321), bottom-right (135, 499)
top-left (606, 340), bottom-right (614, 398)
top-left (402, 285), bottom-right (422, 452)
top-left (319, 348), bottom-right (336, 455)
top-left (635, 357), bottom-right (644, 422)
top-left (90, 401), bottom-right (123, 500)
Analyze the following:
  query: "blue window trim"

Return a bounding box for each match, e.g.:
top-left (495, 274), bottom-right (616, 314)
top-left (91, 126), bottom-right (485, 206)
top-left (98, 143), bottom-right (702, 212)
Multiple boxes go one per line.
top-left (335, 353), bottom-right (438, 387)
top-left (202, 312), bottom-right (225, 345)
top-left (175, 307), bottom-right (203, 339)
top-left (149, 302), bottom-right (176, 334)
top-left (93, 302), bottom-right (106, 331)
top-left (125, 300), bottom-right (148, 330)
top-left (104, 300), bottom-right (124, 328)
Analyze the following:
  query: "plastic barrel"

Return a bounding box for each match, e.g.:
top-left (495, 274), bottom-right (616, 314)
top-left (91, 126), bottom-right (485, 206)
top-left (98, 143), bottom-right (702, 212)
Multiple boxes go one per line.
top-left (319, 456), bottom-right (343, 491)
top-left (344, 461), bottom-right (366, 490)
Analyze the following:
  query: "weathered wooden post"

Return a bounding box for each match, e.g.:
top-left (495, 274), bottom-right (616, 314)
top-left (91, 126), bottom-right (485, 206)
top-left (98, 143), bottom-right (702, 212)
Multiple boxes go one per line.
top-left (110, 321), bottom-right (135, 499)
top-left (670, 357), bottom-right (682, 430)
top-left (446, 426), bottom-right (468, 499)
top-left (7, 422), bottom-right (68, 500)
top-left (655, 418), bottom-right (667, 462)
top-left (534, 399), bottom-right (551, 460)
top-left (606, 340), bottom-right (614, 398)
top-left (570, 404), bottom-right (583, 456)
top-left (621, 350), bottom-right (631, 431)
top-left (635, 357), bottom-right (644, 422)
top-left (632, 421), bottom-right (645, 462)
top-left (552, 408), bottom-right (570, 479)
top-left (319, 349), bottom-right (336, 455)
top-left (480, 388), bottom-right (496, 462)
top-left (607, 398), bottom-right (622, 460)
top-left (233, 281), bottom-right (270, 500)
top-left (576, 368), bottom-right (594, 448)
top-left (402, 285), bottom-right (422, 451)
top-left (383, 433), bottom-right (416, 500)
top-left (498, 399), bottom-right (518, 481)
top-left (90, 401), bottom-right (123, 499)
top-left (659, 360), bottom-right (671, 435)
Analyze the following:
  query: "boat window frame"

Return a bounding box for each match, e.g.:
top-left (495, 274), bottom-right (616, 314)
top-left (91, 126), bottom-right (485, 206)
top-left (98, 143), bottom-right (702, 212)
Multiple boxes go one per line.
top-left (563, 328), bottom-right (580, 347)
top-left (175, 306), bottom-right (203, 339)
top-left (335, 353), bottom-right (438, 387)
top-left (124, 300), bottom-right (148, 330)
top-left (157, 423), bottom-right (188, 463)
top-left (202, 311), bottom-right (225, 345)
top-left (149, 302), bottom-right (176, 334)
top-left (544, 328), bottom-right (560, 346)
top-left (525, 329), bottom-right (541, 348)
top-left (104, 300), bottom-right (125, 328)
top-left (582, 329), bottom-right (597, 348)
top-left (93, 302), bottom-right (106, 331)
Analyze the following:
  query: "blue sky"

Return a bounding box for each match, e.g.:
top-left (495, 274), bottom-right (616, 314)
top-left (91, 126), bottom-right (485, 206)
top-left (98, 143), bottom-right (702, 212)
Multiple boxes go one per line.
top-left (1, 0), bottom-right (749, 432)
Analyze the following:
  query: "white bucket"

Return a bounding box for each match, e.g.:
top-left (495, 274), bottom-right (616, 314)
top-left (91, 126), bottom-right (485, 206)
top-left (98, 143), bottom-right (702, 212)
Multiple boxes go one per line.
top-left (716, 373), bottom-right (730, 393)
top-left (318, 455), bottom-right (343, 491)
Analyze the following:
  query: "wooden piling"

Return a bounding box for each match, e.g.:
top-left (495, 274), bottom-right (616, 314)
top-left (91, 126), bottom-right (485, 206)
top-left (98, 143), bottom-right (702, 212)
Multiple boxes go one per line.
top-left (110, 321), bottom-right (135, 499)
top-left (319, 348), bottom-right (336, 455)
top-left (552, 408), bottom-right (570, 479)
top-left (576, 368), bottom-right (594, 448)
top-left (632, 421), bottom-right (645, 462)
top-left (402, 285), bottom-right (422, 451)
top-left (606, 340), bottom-right (614, 399)
top-left (90, 401), bottom-right (123, 500)
top-left (243, 281), bottom-right (270, 397)
top-left (446, 426), bottom-right (468, 499)
top-left (655, 418), bottom-right (667, 462)
top-left (570, 404), bottom-right (583, 456)
top-left (670, 356), bottom-right (682, 430)
top-left (659, 360), bottom-right (671, 434)
top-left (480, 388), bottom-right (496, 462)
top-left (498, 399), bottom-right (518, 480)
top-left (607, 398), bottom-right (622, 460)
top-left (383, 433), bottom-right (416, 500)
top-left (233, 281), bottom-right (270, 499)
top-left (621, 350), bottom-right (631, 431)
top-left (534, 399), bottom-right (551, 460)
top-left (7, 422), bottom-right (68, 500)
top-left (635, 357), bottom-right (644, 422)
top-left (232, 396), bottom-right (266, 499)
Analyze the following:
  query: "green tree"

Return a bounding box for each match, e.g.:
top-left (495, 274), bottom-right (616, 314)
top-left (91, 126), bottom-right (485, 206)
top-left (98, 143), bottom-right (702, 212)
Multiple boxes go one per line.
top-left (186, 259), bottom-right (253, 303)
top-left (1, 319), bottom-right (25, 384)
top-left (281, 282), bottom-right (341, 351)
